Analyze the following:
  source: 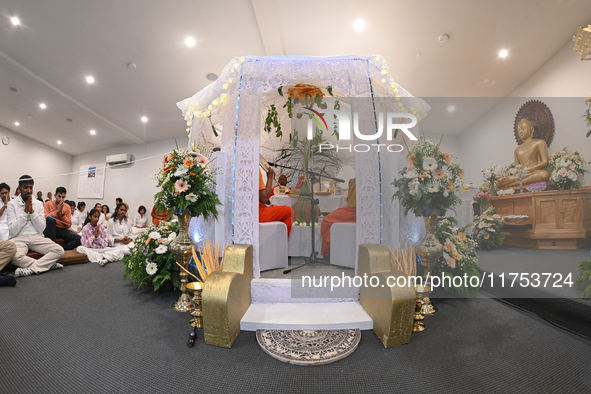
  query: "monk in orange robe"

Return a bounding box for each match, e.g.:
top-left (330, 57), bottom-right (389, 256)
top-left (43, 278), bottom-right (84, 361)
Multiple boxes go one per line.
top-left (320, 179), bottom-right (356, 257)
top-left (259, 167), bottom-right (293, 235)
top-left (151, 205), bottom-right (169, 226)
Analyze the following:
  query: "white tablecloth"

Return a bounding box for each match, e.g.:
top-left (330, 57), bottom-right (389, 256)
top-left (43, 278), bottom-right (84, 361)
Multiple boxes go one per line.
top-left (270, 195), bottom-right (347, 213)
top-left (288, 225), bottom-right (323, 257)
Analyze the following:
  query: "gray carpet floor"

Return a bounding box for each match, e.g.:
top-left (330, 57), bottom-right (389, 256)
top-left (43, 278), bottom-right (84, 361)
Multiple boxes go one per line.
top-left (1, 262), bottom-right (590, 393)
top-left (476, 245), bottom-right (591, 300)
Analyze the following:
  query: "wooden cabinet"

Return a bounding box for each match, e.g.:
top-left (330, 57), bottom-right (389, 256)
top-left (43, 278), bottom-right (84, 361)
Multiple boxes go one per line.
top-left (490, 189), bottom-right (591, 249)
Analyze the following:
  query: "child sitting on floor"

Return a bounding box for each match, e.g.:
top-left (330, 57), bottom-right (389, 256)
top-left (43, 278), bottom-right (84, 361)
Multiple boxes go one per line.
top-left (76, 209), bottom-right (127, 267)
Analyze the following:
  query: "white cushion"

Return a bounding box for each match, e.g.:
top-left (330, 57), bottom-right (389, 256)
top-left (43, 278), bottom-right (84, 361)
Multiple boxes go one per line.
top-left (330, 223), bottom-right (356, 269)
top-left (259, 222), bottom-right (289, 271)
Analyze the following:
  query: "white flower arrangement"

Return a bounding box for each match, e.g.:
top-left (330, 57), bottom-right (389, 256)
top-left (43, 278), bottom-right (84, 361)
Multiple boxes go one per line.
top-left (148, 231), bottom-right (161, 240)
top-left (393, 137), bottom-right (464, 216)
top-left (548, 148), bottom-right (587, 190)
top-left (155, 245), bottom-right (168, 254)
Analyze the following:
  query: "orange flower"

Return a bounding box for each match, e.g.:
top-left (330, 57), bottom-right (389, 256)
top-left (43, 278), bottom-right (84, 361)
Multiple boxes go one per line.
top-left (287, 84), bottom-right (324, 99)
top-left (442, 152), bottom-right (451, 164)
top-left (163, 166), bottom-right (172, 173)
top-left (145, 238), bottom-right (151, 246)
top-left (188, 173), bottom-right (199, 177)
top-left (184, 157), bottom-right (194, 168)
top-left (459, 171), bottom-right (464, 179)
top-left (484, 233), bottom-right (490, 240)
top-left (408, 154), bottom-right (416, 165)
top-left (448, 180), bottom-right (454, 192)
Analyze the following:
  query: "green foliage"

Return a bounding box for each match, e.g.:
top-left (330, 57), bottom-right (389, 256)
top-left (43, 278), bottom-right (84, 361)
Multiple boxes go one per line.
top-left (122, 221), bottom-right (197, 291)
top-left (584, 100), bottom-right (591, 137)
top-left (432, 218), bottom-right (481, 295)
top-left (264, 104), bottom-right (281, 138)
top-left (392, 137), bottom-right (464, 217)
top-left (574, 260), bottom-right (591, 298)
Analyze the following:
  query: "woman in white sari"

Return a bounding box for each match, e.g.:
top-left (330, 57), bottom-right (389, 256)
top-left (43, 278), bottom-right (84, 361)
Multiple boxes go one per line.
top-left (71, 201), bottom-right (86, 233)
top-left (132, 205), bottom-right (149, 237)
top-left (107, 203), bottom-right (135, 256)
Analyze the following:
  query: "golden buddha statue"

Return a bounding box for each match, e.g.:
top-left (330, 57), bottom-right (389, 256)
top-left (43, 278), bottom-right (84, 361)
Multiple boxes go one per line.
top-left (496, 118), bottom-right (550, 190)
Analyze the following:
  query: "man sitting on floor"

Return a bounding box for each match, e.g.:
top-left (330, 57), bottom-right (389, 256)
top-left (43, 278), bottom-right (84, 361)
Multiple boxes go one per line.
top-left (320, 178), bottom-right (356, 258)
top-left (0, 241), bottom-right (17, 286)
top-left (7, 175), bottom-right (64, 278)
top-left (259, 166), bottom-right (293, 235)
top-left (44, 187), bottom-right (81, 250)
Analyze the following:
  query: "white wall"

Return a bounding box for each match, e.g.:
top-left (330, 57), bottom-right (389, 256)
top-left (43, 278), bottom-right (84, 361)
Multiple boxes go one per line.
top-left (68, 137), bottom-right (189, 215)
top-left (458, 39), bottom-right (591, 186)
top-left (0, 124), bottom-right (73, 197)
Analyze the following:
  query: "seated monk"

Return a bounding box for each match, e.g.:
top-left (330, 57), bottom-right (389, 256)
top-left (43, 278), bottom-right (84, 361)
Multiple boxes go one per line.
top-left (273, 175), bottom-right (291, 195)
top-left (496, 118), bottom-right (550, 190)
top-left (151, 205), bottom-right (169, 226)
top-left (320, 179), bottom-right (356, 257)
top-left (259, 167), bottom-right (293, 235)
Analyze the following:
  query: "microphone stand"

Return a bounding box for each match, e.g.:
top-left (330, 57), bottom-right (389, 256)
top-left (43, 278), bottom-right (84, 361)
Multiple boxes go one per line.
top-left (267, 163), bottom-right (351, 274)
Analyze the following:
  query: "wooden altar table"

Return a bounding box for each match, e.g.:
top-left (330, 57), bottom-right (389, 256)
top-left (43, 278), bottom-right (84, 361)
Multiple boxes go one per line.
top-left (489, 188), bottom-right (591, 249)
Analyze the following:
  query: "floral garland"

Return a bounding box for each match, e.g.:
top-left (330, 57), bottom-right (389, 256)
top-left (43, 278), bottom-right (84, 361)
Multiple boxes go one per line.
top-left (548, 148), bottom-right (587, 190)
top-left (473, 207), bottom-right (505, 249)
top-left (393, 137), bottom-right (464, 216)
top-left (122, 221), bottom-right (193, 291)
top-left (432, 218), bottom-right (481, 294)
top-left (154, 144), bottom-right (221, 218)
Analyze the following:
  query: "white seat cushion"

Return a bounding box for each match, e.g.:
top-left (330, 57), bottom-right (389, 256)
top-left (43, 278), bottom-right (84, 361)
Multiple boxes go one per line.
top-left (259, 222), bottom-right (289, 272)
top-left (330, 222), bottom-right (356, 269)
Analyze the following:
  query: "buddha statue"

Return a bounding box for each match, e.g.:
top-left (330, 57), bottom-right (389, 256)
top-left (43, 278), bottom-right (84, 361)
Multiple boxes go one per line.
top-left (496, 118), bottom-right (550, 190)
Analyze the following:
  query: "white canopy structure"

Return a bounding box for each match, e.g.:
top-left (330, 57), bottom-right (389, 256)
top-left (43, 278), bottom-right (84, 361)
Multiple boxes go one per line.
top-left (178, 55), bottom-right (430, 277)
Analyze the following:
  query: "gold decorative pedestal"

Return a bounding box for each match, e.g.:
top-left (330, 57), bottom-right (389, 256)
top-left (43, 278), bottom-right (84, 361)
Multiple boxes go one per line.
top-left (171, 210), bottom-right (195, 312)
top-left (187, 282), bottom-right (203, 329)
top-left (412, 286), bottom-right (429, 333)
top-left (414, 209), bottom-right (444, 330)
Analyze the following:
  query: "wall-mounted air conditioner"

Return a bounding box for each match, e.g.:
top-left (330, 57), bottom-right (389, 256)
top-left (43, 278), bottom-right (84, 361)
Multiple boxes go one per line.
top-left (106, 153), bottom-right (131, 166)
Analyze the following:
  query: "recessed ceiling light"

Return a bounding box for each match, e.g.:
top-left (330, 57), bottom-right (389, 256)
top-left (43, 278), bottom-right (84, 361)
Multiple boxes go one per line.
top-left (206, 73), bottom-right (219, 81)
top-left (185, 37), bottom-right (196, 47)
top-left (39, 103), bottom-right (47, 109)
top-left (10, 17), bottom-right (20, 26)
top-left (90, 129), bottom-right (96, 135)
top-left (447, 105), bottom-right (456, 112)
top-left (499, 49), bottom-right (508, 58)
top-left (353, 19), bottom-right (366, 31)
top-left (86, 76), bottom-right (95, 84)
top-left (57, 140), bottom-right (62, 145)
top-left (141, 116), bottom-right (148, 123)
top-left (14, 121), bottom-right (20, 126)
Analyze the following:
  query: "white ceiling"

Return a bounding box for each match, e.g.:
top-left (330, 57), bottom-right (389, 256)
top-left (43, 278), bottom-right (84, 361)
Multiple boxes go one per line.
top-left (0, 0), bottom-right (590, 155)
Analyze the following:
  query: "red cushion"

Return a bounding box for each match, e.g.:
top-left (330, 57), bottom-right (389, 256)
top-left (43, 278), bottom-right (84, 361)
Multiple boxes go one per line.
top-left (26, 238), bottom-right (67, 260)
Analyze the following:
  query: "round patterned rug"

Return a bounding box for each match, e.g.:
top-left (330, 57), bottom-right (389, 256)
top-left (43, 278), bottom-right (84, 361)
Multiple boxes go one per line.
top-left (256, 329), bottom-right (361, 366)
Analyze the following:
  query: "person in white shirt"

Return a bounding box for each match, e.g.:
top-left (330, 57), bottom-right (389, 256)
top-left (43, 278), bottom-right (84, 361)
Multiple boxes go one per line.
top-left (107, 203), bottom-right (134, 256)
top-left (0, 183), bottom-right (11, 240)
top-left (7, 175), bottom-right (64, 278)
top-left (132, 205), bottom-right (149, 236)
top-left (93, 203), bottom-right (107, 226)
top-left (71, 201), bottom-right (86, 233)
